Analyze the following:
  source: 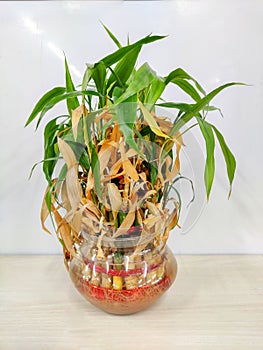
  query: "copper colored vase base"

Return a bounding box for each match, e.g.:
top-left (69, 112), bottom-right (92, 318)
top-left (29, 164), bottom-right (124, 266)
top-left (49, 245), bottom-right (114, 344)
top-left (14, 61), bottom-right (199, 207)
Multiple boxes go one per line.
top-left (74, 275), bottom-right (172, 315)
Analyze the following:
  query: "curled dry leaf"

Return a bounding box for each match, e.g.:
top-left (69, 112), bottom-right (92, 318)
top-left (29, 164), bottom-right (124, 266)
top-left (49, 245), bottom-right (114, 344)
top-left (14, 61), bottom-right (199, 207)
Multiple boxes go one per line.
top-left (98, 143), bottom-right (115, 175)
top-left (40, 179), bottom-right (60, 235)
top-left (72, 104), bottom-right (88, 140)
top-left (58, 137), bottom-right (76, 169)
top-left (40, 106), bottom-right (182, 261)
top-left (107, 183), bottom-right (123, 213)
top-left (53, 208), bottom-right (75, 257)
top-left (123, 159), bottom-right (139, 181)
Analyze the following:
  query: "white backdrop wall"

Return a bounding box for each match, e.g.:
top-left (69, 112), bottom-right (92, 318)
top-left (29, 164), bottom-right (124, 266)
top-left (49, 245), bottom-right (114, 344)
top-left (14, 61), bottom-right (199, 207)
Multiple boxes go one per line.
top-left (0, 0), bottom-right (262, 254)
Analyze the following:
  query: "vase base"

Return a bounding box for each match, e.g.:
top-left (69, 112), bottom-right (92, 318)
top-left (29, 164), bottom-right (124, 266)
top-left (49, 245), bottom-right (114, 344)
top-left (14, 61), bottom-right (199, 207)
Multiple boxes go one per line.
top-left (75, 275), bottom-right (172, 315)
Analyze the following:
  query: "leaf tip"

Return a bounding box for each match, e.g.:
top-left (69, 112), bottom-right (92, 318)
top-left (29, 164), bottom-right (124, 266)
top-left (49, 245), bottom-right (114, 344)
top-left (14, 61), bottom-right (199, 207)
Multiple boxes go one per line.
top-left (227, 187), bottom-right (233, 200)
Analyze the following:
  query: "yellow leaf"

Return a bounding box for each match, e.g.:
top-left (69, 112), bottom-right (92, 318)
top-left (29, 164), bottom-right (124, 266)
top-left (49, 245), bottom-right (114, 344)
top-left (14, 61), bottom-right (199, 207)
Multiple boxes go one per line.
top-left (123, 159), bottom-right (139, 181)
top-left (139, 101), bottom-right (170, 139)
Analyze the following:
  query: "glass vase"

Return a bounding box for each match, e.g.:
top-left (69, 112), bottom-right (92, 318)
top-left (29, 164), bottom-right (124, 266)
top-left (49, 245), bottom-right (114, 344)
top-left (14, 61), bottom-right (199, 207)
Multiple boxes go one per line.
top-left (69, 227), bottom-right (177, 315)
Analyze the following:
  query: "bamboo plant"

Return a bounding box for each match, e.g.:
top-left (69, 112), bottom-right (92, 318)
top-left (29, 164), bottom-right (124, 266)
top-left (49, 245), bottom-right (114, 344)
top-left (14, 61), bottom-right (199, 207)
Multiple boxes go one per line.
top-left (26, 27), bottom-right (241, 265)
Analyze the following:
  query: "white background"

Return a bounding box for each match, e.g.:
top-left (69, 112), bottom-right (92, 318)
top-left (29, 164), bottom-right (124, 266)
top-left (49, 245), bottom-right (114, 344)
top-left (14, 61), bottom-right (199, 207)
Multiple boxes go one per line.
top-left (0, 0), bottom-right (262, 254)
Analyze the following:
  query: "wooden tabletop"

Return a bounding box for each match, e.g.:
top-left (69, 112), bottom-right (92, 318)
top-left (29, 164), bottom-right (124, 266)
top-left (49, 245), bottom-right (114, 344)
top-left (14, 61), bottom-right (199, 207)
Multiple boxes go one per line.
top-left (0, 255), bottom-right (262, 349)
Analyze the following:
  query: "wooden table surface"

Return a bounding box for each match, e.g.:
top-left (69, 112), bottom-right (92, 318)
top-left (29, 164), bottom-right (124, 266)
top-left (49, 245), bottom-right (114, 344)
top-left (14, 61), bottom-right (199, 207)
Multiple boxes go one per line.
top-left (0, 255), bottom-right (262, 349)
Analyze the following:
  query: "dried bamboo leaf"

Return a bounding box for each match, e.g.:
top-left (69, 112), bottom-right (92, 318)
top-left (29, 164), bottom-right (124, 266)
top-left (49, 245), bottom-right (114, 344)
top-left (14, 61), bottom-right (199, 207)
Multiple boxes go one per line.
top-left (123, 159), bottom-right (139, 181)
top-left (139, 172), bottom-right (147, 182)
top-left (72, 104), bottom-right (87, 139)
top-left (153, 115), bottom-right (174, 135)
top-left (95, 109), bottom-right (112, 123)
top-left (82, 209), bottom-right (100, 225)
top-left (144, 215), bottom-right (160, 229)
top-left (61, 180), bottom-right (71, 211)
top-left (102, 170), bottom-right (125, 182)
top-left (97, 233), bottom-right (107, 259)
top-left (125, 148), bottom-right (138, 158)
top-left (164, 133), bottom-right (182, 182)
top-left (175, 131), bottom-right (182, 173)
top-left (108, 159), bottom-right (122, 176)
top-left (65, 166), bottom-right (82, 212)
top-left (53, 208), bottom-right (74, 256)
top-left (58, 137), bottom-right (76, 169)
top-left (64, 206), bottom-right (82, 234)
top-left (82, 218), bottom-right (100, 234)
top-left (107, 183), bottom-right (123, 212)
top-left (136, 190), bottom-right (156, 208)
top-left (86, 169), bottom-right (94, 193)
top-left (111, 122), bottom-right (122, 142)
top-left (154, 219), bottom-right (163, 238)
top-left (99, 144), bottom-right (114, 174)
top-left (82, 198), bottom-right (101, 219)
top-left (166, 206), bottom-right (178, 231)
top-left (146, 201), bottom-right (161, 216)
top-left (136, 210), bottom-right (143, 226)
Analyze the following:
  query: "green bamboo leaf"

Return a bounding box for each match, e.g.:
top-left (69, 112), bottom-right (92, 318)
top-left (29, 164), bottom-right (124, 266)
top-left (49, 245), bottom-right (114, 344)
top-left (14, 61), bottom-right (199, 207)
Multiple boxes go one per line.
top-left (170, 82), bottom-right (245, 136)
top-left (25, 87), bottom-right (65, 126)
top-left (90, 142), bottom-right (102, 200)
top-left (57, 163), bottom-right (68, 184)
top-left (115, 95), bottom-right (142, 155)
top-left (64, 56), bottom-right (79, 114)
top-left (79, 149), bottom-right (90, 171)
top-left (28, 157), bottom-right (62, 180)
top-left (156, 102), bottom-right (192, 112)
top-left (115, 63), bottom-right (157, 104)
top-left (133, 128), bottom-right (152, 153)
top-left (101, 23), bottom-right (122, 48)
top-left (197, 117), bottom-right (215, 200)
top-left (211, 125), bottom-right (236, 198)
top-left (43, 119), bottom-right (59, 184)
top-left (90, 61), bottom-right (107, 95)
top-left (172, 79), bottom-right (201, 102)
top-left (165, 68), bottom-right (205, 95)
top-left (45, 182), bottom-right (55, 213)
top-left (144, 77), bottom-right (166, 105)
top-left (107, 45), bottom-right (141, 91)
top-left (36, 90), bottom-right (100, 129)
top-left (42, 118), bottom-right (69, 184)
top-left (101, 34), bottom-right (166, 67)
top-left (81, 64), bottom-right (93, 92)
top-left (112, 86), bottom-right (125, 101)
top-left (204, 106), bottom-right (220, 111)
top-left (89, 61), bottom-right (107, 107)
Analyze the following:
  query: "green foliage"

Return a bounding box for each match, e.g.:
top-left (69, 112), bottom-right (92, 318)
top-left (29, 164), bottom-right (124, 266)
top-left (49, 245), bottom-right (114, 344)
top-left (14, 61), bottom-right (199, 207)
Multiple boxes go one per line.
top-left (26, 25), bottom-right (243, 201)
top-left (197, 117), bottom-right (215, 200)
top-left (65, 56), bottom-right (80, 114)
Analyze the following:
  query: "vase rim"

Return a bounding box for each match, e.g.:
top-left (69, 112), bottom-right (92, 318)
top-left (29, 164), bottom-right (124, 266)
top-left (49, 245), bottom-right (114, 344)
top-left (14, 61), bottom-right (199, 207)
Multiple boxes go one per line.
top-left (81, 225), bottom-right (161, 248)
